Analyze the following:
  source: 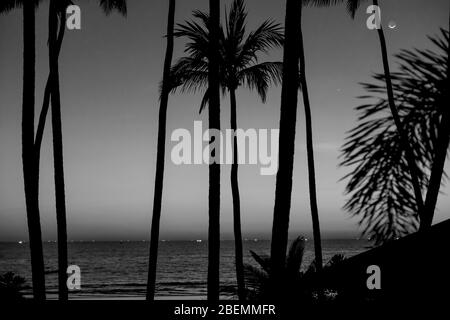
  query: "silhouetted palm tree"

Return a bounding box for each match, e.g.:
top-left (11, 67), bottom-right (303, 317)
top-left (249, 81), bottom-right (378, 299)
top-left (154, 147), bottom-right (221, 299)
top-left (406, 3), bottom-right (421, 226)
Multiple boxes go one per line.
top-left (47, 0), bottom-right (70, 301)
top-left (208, 0), bottom-right (221, 302)
top-left (270, 0), bottom-right (302, 296)
top-left (422, 17), bottom-right (450, 228)
top-left (341, 29), bottom-right (449, 244)
top-left (297, 0), bottom-right (326, 273)
top-left (146, 0), bottom-right (176, 302)
top-left (169, 0), bottom-right (283, 300)
top-left (32, 0), bottom-right (127, 300)
top-left (0, 0), bottom-right (46, 301)
top-left (308, 0), bottom-right (426, 227)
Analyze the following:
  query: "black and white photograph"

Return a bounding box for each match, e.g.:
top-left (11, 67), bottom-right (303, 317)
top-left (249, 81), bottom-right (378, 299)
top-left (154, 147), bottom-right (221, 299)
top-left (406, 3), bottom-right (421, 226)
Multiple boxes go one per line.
top-left (0, 0), bottom-right (449, 318)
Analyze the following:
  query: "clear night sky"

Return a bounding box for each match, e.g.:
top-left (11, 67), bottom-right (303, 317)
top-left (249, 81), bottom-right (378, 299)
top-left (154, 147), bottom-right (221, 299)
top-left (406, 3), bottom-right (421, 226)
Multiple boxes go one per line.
top-left (1, 0), bottom-right (449, 241)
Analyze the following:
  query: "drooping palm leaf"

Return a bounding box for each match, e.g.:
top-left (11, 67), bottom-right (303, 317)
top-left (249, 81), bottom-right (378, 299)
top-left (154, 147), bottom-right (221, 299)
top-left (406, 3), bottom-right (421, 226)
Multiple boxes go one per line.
top-left (98, 0), bottom-right (127, 16)
top-left (340, 29), bottom-right (449, 245)
top-left (286, 236), bottom-right (306, 276)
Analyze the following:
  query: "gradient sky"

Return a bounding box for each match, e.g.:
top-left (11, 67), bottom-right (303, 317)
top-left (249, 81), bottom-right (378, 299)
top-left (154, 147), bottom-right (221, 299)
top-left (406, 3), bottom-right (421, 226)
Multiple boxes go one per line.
top-left (1, 0), bottom-right (449, 241)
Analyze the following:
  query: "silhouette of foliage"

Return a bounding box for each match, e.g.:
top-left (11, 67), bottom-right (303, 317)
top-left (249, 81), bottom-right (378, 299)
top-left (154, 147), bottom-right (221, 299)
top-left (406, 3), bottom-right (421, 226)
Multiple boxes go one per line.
top-left (169, 0), bottom-right (283, 300)
top-left (168, 0), bottom-right (283, 112)
top-left (243, 237), bottom-right (346, 301)
top-left (340, 29), bottom-right (449, 245)
top-left (0, 272), bottom-right (27, 301)
top-left (0, 1), bottom-right (43, 13)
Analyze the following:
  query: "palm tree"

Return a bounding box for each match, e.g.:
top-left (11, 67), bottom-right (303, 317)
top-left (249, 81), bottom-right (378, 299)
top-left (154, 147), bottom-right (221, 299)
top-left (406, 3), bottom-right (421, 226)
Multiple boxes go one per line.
top-left (307, 0), bottom-right (426, 228)
top-left (169, 0), bottom-right (283, 300)
top-left (146, 0), bottom-right (176, 302)
top-left (208, 0), bottom-right (221, 302)
top-left (0, 0), bottom-right (46, 301)
top-left (47, 0), bottom-right (70, 301)
top-left (33, 0), bottom-right (127, 300)
top-left (422, 16), bottom-right (450, 228)
top-left (297, 2), bottom-right (324, 273)
top-left (270, 0), bottom-right (302, 295)
top-left (341, 29), bottom-right (449, 244)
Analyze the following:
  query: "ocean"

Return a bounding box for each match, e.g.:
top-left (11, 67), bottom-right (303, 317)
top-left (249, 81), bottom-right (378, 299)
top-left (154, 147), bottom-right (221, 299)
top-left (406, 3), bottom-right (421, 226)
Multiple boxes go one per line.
top-left (0, 239), bottom-right (369, 299)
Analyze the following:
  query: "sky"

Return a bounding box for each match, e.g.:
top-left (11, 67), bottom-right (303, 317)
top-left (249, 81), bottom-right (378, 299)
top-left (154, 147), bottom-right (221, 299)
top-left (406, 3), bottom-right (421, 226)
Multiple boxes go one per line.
top-left (0, 0), bottom-right (449, 241)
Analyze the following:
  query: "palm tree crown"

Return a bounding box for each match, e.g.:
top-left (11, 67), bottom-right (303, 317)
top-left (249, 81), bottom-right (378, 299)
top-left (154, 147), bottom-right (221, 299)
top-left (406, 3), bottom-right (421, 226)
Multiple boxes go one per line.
top-left (169, 0), bottom-right (284, 110)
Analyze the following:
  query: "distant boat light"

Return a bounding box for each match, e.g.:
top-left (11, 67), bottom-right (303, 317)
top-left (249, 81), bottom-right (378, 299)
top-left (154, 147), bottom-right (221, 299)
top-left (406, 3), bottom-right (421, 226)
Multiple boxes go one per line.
top-left (18, 241), bottom-right (23, 244)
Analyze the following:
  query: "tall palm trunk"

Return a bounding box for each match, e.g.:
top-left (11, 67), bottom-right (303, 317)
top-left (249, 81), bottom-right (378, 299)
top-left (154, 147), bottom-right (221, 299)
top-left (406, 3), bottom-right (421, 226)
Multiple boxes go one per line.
top-left (229, 88), bottom-right (245, 300)
top-left (372, 0), bottom-right (425, 226)
top-left (22, 1), bottom-right (46, 301)
top-left (270, 0), bottom-right (301, 293)
top-left (298, 6), bottom-right (323, 271)
top-left (35, 10), bottom-right (66, 178)
top-left (49, 0), bottom-right (68, 301)
top-left (146, 0), bottom-right (176, 302)
top-left (207, 0), bottom-right (221, 302)
top-left (422, 13), bottom-right (450, 228)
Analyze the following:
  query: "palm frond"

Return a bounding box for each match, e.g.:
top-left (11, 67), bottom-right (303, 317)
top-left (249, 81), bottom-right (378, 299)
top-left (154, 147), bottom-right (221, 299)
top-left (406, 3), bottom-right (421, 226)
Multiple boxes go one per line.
top-left (340, 29), bottom-right (449, 245)
top-left (325, 254), bottom-right (346, 268)
top-left (225, 0), bottom-right (247, 45)
top-left (286, 237), bottom-right (306, 275)
top-left (303, 0), bottom-right (366, 19)
top-left (345, 0), bottom-right (364, 19)
top-left (168, 57), bottom-right (209, 93)
top-left (238, 19), bottom-right (283, 68)
top-left (98, 0), bottom-right (127, 16)
top-left (249, 250), bottom-right (271, 274)
top-left (243, 263), bottom-right (269, 298)
top-left (0, 0), bottom-right (43, 14)
top-left (175, 11), bottom-right (210, 60)
top-left (238, 61), bottom-right (283, 102)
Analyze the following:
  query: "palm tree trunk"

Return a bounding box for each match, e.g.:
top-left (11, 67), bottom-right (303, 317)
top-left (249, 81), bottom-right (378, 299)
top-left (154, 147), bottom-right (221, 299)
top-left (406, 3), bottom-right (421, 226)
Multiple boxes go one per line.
top-left (22, 1), bottom-right (46, 301)
top-left (298, 7), bottom-right (323, 272)
top-left (372, 0), bottom-right (425, 226)
top-left (229, 89), bottom-right (245, 300)
top-left (207, 0), bottom-right (221, 302)
top-left (422, 13), bottom-right (450, 228)
top-left (49, 0), bottom-right (68, 301)
top-left (270, 0), bottom-right (301, 294)
top-left (146, 0), bottom-right (176, 301)
top-left (35, 10), bottom-right (66, 174)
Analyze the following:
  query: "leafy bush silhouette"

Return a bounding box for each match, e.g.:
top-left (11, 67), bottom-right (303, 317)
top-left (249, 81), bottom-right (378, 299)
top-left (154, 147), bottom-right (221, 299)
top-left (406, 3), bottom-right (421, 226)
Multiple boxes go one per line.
top-left (0, 272), bottom-right (27, 301)
top-left (243, 237), bottom-right (346, 302)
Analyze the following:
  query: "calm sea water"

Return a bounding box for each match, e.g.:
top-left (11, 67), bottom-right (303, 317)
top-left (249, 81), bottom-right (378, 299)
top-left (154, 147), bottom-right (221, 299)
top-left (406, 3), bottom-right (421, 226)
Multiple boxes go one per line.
top-left (0, 239), bottom-right (369, 299)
